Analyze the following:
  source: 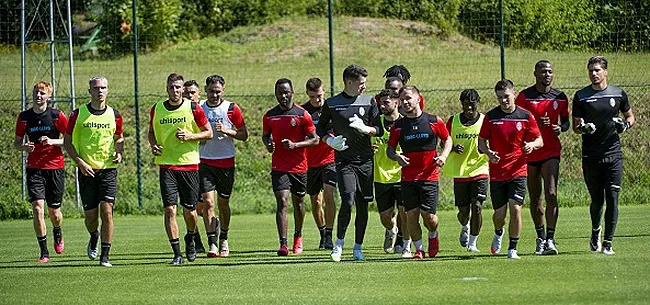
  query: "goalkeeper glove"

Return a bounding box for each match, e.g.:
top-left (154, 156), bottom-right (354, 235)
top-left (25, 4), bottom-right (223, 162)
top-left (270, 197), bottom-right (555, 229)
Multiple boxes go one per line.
top-left (612, 117), bottom-right (630, 134)
top-left (348, 115), bottom-right (375, 135)
top-left (578, 122), bottom-right (596, 134)
top-left (325, 135), bottom-right (348, 151)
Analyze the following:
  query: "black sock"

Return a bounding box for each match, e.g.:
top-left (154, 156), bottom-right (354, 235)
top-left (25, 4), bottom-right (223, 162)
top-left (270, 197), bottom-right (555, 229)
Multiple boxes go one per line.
top-left (318, 226), bottom-right (326, 238)
top-left (170, 239), bottom-right (182, 257)
top-left (280, 237), bottom-right (288, 246)
top-left (186, 229), bottom-right (194, 236)
top-left (220, 229), bottom-right (229, 241)
top-left (535, 226), bottom-right (546, 240)
top-left (603, 240), bottom-right (612, 247)
top-left (508, 237), bottom-right (519, 250)
top-left (396, 232), bottom-right (404, 246)
top-left (294, 230), bottom-right (302, 238)
top-left (53, 227), bottom-right (62, 243)
top-left (37, 236), bottom-right (48, 256)
top-left (89, 231), bottom-right (99, 249)
top-left (325, 228), bottom-right (333, 237)
top-left (207, 231), bottom-right (217, 246)
top-left (495, 229), bottom-right (503, 236)
top-left (546, 228), bottom-right (555, 240)
top-left (100, 242), bottom-right (111, 261)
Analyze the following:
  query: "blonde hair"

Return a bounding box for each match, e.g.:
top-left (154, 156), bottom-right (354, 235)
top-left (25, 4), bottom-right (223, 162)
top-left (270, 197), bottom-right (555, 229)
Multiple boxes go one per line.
top-left (33, 81), bottom-right (52, 94)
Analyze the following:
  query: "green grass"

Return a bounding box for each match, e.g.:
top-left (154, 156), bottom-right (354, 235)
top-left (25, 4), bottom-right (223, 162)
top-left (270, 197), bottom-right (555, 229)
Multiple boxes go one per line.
top-left (1, 16), bottom-right (649, 216)
top-left (1, 205), bottom-right (649, 304)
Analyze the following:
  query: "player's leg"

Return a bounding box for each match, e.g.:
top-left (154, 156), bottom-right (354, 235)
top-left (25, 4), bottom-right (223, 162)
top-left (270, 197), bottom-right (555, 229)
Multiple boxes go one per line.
top-left (289, 172), bottom-right (307, 254)
top-left (527, 163), bottom-right (546, 254)
top-left (583, 159), bottom-right (605, 252)
top-left (541, 158), bottom-right (560, 255)
top-left (454, 181), bottom-right (471, 248)
top-left (45, 168), bottom-right (64, 254)
top-left (421, 181), bottom-right (440, 258)
top-left (402, 182), bottom-right (423, 259)
top-left (179, 170), bottom-right (200, 262)
top-left (160, 169), bottom-right (183, 264)
top-left (216, 167), bottom-right (235, 257)
top-left (306, 167), bottom-right (326, 249)
top-left (322, 164), bottom-right (338, 250)
top-left (602, 156), bottom-right (623, 254)
top-left (352, 161), bottom-right (373, 261)
top-left (490, 181), bottom-right (508, 255)
top-left (274, 189), bottom-right (290, 256)
top-left (27, 169), bottom-right (49, 262)
top-left (506, 177), bottom-right (526, 259)
top-left (468, 178), bottom-right (487, 252)
top-left (202, 190), bottom-right (219, 257)
top-left (99, 201), bottom-right (114, 266)
top-left (332, 163), bottom-right (355, 261)
top-left (393, 185), bottom-right (405, 254)
top-left (376, 183), bottom-right (397, 253)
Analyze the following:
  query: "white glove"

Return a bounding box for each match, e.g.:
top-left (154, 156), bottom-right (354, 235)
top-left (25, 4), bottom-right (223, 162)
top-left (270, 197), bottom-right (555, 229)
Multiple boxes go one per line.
top-left (612, 117), bottom-right (629, 134)
top-left (578, 122), bottom-right (596, 134)
top-left (325, 135), bottom-right (348, 151)
top-left (348, 114), bottom-right (375, 135)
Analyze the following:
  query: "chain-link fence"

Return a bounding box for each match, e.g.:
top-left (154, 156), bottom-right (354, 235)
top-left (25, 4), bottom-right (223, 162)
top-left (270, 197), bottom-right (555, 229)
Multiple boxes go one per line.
top-left (1, 0), bottom-right (648, 218)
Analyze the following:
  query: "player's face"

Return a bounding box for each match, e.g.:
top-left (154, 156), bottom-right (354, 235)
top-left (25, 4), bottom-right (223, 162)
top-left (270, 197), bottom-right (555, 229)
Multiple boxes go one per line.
top-left (89, 80), bottom-right (108, 103)
top-left (400, 90), bottom-right (420, 114)
top-left (534, 63), bottom-right (553, 87)
top-left (205, 82), bottom-right (224, 104)
top-left (32, 87), bottom-right (50, 106)
top-left (495, 88), bottom-right (516, 112)
top-left (167, 80), bottom-right (184, 103)
top-left (588, 63), bottom-right (607, 86)
top-left (379, 96), bottom-right (398, 115)
top-left (348, 76), bottom-right (366, 95)
top-left (275, 83), bottom-right (294, 110)
top-left (183, 85), bottom-right (201, 103)
top-left (306, 86), bottom-right (325, 107)
top-left (461, 99), bottom-right (479, 119)
top-left (385, 79), bottom-right (402, 91)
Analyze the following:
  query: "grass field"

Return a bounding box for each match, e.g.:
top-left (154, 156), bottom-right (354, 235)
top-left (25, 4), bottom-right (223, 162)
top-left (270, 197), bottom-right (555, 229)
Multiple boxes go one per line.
top-left (1, 205), bottom-right (649, 304)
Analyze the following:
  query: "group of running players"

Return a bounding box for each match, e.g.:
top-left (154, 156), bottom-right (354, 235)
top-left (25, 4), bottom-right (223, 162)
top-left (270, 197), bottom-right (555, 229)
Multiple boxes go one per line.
top-left (15, 55), bottom-right (634, 265)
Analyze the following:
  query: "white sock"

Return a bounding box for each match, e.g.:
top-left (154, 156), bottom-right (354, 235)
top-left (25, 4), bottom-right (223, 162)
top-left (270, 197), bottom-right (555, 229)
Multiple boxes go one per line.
top-left (414, 239), bottom-right (424, 251)
top-left (403, 239), bottom-right (412, 250)
top-left (428, 231), bottom-right (438, 239)
top-left (463, 223), bottom-right (470, 230)
top-left (353, 243), bottom-right (362, 251)
top-left (391, 225), bottom-right (398, 236)
top-left (335, 238), bottom-right (344, 248)
top-left (469, 235), bottom-right (478, 247)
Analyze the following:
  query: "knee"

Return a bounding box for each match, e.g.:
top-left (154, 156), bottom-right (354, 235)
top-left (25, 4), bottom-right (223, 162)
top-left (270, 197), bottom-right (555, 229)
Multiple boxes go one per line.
top-left (164, 206), bottom-right (176, 217)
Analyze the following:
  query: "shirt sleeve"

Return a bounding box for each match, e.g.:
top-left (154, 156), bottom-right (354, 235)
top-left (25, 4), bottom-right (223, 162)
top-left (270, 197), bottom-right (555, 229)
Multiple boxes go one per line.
top-left (15, 114), bottom-right (26, 137)
top-left (302, 111), bottom-right (316, 135)
top-left (387, 123), bottom-right (401, 147)
top-left (228, 104), bottom-right (246, 129)
top-left (262, 113), bottom-right (271, 135)
top-left (620, 89), bottom-right (631, 113)
top-left (514, 92), bottom-right (526, 108)
top-left (435, 116), bottom-right (450, 140)
top-left (526, 112), bottom-right (542, 140)
top-left (478, 114), bottom-right (491, 139)
top-left (559, 93), bottom-right (570, 117)
top-left (572, 93), bottom-right (584, 118)
top-left (66, 109), bottom-right (79, 135)
top-left (419, 94), bottom-right (425, 111)
top-left (369, 101), bottom-right (384, 137)
top-left (149, 105), bottom-right (155, 131)
top-left (316, 104), bottom-right (332, 138)
top-left (114, 111), bottom-right (124, 135)
top-left (446, 116), bottom-right (453, 134)
top-left (56, 111), bottom-right (69, 136)
top-left (192, 102), bottom-right (209, 127)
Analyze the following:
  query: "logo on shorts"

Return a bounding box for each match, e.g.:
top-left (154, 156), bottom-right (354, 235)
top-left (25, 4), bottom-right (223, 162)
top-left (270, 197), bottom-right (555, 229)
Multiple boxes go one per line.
top-left (359, 107), bottom-right (365, 116)
top-left (290, 118), bottom-right (296, 126)
top-left (609, 98), bottom-right (616, 107)
top-left (553, 100), bottom-right (558, 110)
top-left (516, 122), bottom-right (522, 131)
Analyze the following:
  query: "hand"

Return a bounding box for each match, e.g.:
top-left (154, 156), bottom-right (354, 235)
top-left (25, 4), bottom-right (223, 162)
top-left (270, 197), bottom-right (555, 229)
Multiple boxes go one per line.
top-left (39, 136), bottom-right (54, 146)
top-left (112, 152), bottom-right (122, 164)
top-left (348, 114), bottom-right (374, 135)
top-left (151, 144), bottom-right (163, 156)
top-left (325, 135), bottom-right (348, 151)
top-left (612, 117), bottom-right (629, 134)
top-left (21, 141), bottom-right (35, 152)
top-left (76, 159), bottom-right (95, 177)
top-left (578, 122), bottom-right (596, 134)
top-left (396, 154), bottom-right (410, 167)
top-left (487, 150), bottom-right (500, 164)
top-left (539, 112), bottom-right (551, 127)
top-left (282, 139), bottom-right (295, 150)
top-left (434, 155), bottom-right (447, 167)
top-left (523, 142), bottom-right (536, 154)
top-left (265, 140), bottom-right (275, 153)
top-left (551, 124), bottom-right (561, 135)
top-left (176, 127), bottom-right (190, 141)
top-left (214, 120), bottom-right (232, 136)
top-left (371, 143), bottom-right (379, 153)
top-left (453, 144), bottom-right (464, 154)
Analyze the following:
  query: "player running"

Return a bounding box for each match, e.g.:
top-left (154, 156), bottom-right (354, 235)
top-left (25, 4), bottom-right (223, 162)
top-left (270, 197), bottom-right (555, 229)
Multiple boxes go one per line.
top-left (442, 89), bottom-right (489, 253)
top-left (15, 81), bottom-right (68, 263)
top-left (301, 78), bottom-right (337, 250)
top-left (572, 56), bottom-right (635, 255)
top-left (515, 60), bottom-right (570, 255)
top-left (262, 78), bottom-right (319, 256)
top-left (64, 76), bottom-right (124, 267)
top-left (149, 73), bottom-right (213, 265)
top-left (387, 85), bottom-right (452, 260)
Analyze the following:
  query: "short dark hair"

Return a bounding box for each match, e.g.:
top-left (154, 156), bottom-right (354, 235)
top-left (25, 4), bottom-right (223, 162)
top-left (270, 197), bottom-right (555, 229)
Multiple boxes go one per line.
top-left (385, 77), bottom-right (403, 88)
top-left (588, 56), bottom-right (608, 69)
top-left (206, 75), bottom-right (225, 87)
top-left (184, 79), bottom-right (199, 88)
top-left (378, 88), bottom-right (399, 99)
top-left (494, 79), bottom-right (515, 92)
top-left (459, 89), bottom-right (480, 103)
top-left (342, 64), bottom-right (368, 82)
top-left (383, 65), bottom-right (411, 84)
top-left (399, 85), bottom-right (420, 96)
top-left (306, 78), bottom-right (322, 91)
top-left (167, 73), bottom-right (184, 84)
top-left (275, 78), bottom-right (293, 90)
top-left (535, 60), bottom-right (551, 71)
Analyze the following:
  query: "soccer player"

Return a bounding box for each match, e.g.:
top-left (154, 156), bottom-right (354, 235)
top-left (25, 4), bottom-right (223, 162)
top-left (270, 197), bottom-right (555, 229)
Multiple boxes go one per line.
top-left (183, 79), bottom-right (202, 103)
top-left (442, 89), bottom-right (489, 253)
top-left (572, 56), bottom-right (635, 255)
top-left (387, 85), bottom-right (452, 260)
top-left (148, 73), bottom-right (213, 265)
top-left (317, 64), bottom-right (383, 262)
top-left (478, 79), bottom-right (543, 259)
top-left (383, 65), bottom-right (424, 111)
top-left (15, 81), bottom-right (68, 263)
top-left (64, 76), bottom-right (124, 267)
top-left (301, 78), bottom-right (337, 250)
top-left (515, 60), bottom-right (570, 255)
top-left (373, 88), bottom-right (410, 256)
top-left (199, 74), bottom-right (248, 257)
top-left (262, 78), bottom-right (319, 256)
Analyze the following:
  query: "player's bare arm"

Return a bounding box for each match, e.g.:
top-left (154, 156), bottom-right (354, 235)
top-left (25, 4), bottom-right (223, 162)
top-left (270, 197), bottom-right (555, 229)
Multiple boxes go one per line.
top-left (435, 135), bottom-right (453, 167)
top-left (282, 132), bottom-right (319, 150)
top-left (262, 132), bottom-right (274, 153)
top-left (523, 136), bottom-right (544, 155)
top-left (387, 145), bottom-right (410, 167)
top-left (14, 136), bottom-right (35, 152)
top-left (478, 137), bottom-right (499, 164)
top-left (176, 123), bottom-right (213, 142)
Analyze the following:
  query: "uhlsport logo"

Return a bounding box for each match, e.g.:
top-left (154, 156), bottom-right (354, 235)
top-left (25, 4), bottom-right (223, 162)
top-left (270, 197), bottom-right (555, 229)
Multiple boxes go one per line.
top-left (82, 122), bottom-right (112, 129)
top-left (159, 117), bottom-right (187, 125)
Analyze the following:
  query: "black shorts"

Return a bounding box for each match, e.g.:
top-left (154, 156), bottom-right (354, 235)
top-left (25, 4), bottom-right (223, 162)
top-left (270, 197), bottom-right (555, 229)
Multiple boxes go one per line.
top-left (160, 168), bottom-right (199, 210)
top-left (79, 168), bottom-right (117, 211)
top-left (336, 160), bottom-right (373, 201)
top-left (583, 154), bottom-right (623, 194)
top-left (199, 164), bottom-right (235, 199)
top-left (490, 176), bottom-right (527, 209)
top-left (306, 163), bottom-right (337, 196)
top-left (454, 178), bottom-right (488, 207)
top-left (27, 168), bottom-right (64, 208)
top-left (375, 182), bottom-right (402, 213)
top-left (271, 171), bottom-right (307, 196)
top-left (402, 181), bottom-right (439, 214)
top-left (527, 156), bottom-right (560, 168)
